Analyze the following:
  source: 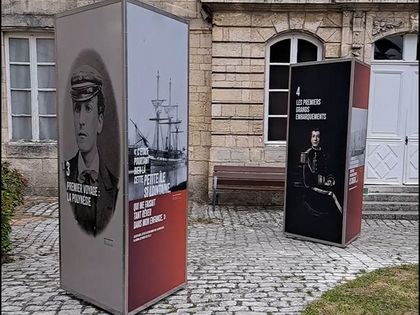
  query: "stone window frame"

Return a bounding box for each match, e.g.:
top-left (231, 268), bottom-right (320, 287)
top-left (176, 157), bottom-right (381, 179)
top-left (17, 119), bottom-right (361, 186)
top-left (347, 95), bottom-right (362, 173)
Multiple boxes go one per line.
top-left (264, 33), bottom-right (322, 145)
top-left (372, 33), bottom-right (418, 62)
top-left (4, 32), bottom-right (57, 143)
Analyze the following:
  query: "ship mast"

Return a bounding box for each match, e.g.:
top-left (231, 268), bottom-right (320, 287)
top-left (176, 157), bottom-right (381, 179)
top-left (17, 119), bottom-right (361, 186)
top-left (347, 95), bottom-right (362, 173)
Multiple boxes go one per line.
top-left (171, 103), bottom-right (183, 152)
top-left (150, 71), bottom-right (167, 152)
top-left (167, 78), bottom-right (173, 151)
top-left (171, 80), bottom-right (182, 153)
top-left (162, 78), bottom-right (181, 153)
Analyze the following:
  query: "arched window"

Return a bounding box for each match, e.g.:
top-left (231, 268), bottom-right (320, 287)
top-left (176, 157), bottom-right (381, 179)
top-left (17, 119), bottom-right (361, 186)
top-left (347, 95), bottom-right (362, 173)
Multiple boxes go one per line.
top-left (373, 33), bottom-right (418, 61)
top-left (264, 34), bottom-right (322, 144)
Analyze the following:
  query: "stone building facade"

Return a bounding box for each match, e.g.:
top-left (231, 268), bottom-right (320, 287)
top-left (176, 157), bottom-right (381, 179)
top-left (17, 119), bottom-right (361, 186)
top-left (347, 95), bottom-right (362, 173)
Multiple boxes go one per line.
top-left (1, 0), bottom-right (418, 202)
top-left (1, 0), bottom-right (212, 201)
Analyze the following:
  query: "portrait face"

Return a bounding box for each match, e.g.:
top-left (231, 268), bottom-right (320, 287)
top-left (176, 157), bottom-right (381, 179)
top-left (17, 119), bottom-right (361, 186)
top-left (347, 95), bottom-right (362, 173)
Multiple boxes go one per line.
top-left (311, 130), bottom-right (321, 148)
top-left (73, 96), bottom-right (104, 154)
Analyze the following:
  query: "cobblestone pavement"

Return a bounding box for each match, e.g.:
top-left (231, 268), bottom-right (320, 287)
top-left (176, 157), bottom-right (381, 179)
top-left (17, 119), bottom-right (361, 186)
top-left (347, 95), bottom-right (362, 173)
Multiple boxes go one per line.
top-left (1, 197), bottom-right (418, 315)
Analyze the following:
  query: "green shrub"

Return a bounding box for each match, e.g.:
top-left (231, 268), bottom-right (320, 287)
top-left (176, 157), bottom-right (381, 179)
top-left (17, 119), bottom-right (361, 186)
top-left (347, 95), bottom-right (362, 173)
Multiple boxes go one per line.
top-left (1, 162), bottom-right (27, 259)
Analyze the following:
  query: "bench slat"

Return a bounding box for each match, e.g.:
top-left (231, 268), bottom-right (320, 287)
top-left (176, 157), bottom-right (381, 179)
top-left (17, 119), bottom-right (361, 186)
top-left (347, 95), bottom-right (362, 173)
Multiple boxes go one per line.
top-left (215, 172), bottom-right (284, 180)
top-left (212, 165), bottom-right (286, 209)
top-left (216, 185), bottom-right (282, 191)
top-left (217, 180), bottom-right (284, 186)
top-left (217, 181), bottom-right (284, 187)
top-left (214, 165), bottom-right (284, 173)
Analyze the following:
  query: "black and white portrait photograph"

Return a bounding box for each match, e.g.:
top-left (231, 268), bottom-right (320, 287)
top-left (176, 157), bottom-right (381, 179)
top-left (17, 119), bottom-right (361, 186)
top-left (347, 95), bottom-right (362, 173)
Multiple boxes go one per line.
top-left (300, 127), bottom-right (343, 216)
top-left (63, 50), bottom-right (120, 236)
top-left (286, 124), bottom-right (346, 244)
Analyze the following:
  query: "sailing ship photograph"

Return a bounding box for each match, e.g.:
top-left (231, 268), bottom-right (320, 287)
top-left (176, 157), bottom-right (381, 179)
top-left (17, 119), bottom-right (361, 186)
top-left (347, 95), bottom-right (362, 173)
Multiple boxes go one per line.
top-left (126, 10), bottom-right (188, 201)
top-left (349, 108), bottom-right (368, 169)
top-left (128, 72), bottom-right (187, 200)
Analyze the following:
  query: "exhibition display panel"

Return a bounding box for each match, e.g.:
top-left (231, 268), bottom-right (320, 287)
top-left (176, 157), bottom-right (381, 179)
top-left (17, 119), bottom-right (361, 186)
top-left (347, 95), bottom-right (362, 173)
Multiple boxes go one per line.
top-left (284, 58), bottom-right (370, 247)
top-left (56, 1), bottom-right (188, 313)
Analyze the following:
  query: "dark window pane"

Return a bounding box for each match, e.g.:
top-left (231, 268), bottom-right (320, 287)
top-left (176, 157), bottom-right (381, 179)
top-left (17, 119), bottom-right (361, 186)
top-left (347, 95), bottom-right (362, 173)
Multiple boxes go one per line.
top-left (269, 92), bottom-right (288, 115)
top-left (269, 65), bottom-right (289, 89)
top-left (11, 91), bottom-right (31, 114)
top-left (268, 117), bottom-right (287, 141)
top-left (12, 116), bottom-right (32, 140)
top-left (270, 39), bottom-right (290, 63)
top-left (297, 39), bottom-right (318, 62)
top-left (374, 35), bottom-right (403, 60)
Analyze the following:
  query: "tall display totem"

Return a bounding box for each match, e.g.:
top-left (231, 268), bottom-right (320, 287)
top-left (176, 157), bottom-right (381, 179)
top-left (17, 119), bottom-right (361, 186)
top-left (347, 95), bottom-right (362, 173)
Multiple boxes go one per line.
top-left (284, 58), bottom-right (370, 247)
top-left (56, 0), bottom-right (188, 313)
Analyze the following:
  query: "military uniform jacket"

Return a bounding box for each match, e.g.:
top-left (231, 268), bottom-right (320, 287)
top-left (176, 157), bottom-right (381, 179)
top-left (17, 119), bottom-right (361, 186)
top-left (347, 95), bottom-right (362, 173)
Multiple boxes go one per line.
top-left (303, 147), bottom-right (328, 189)
top-left (65, 152), bottom-right (118, 236)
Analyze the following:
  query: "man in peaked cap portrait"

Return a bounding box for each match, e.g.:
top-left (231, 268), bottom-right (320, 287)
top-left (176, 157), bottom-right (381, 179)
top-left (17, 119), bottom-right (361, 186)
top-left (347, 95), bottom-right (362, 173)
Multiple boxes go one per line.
top-left (65, 64), bottom-right (118, 236)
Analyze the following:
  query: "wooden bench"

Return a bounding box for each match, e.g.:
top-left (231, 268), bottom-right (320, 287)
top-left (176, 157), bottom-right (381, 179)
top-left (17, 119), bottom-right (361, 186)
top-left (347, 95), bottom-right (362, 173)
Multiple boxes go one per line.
top-left (212, 165), bottom-right (286, 210)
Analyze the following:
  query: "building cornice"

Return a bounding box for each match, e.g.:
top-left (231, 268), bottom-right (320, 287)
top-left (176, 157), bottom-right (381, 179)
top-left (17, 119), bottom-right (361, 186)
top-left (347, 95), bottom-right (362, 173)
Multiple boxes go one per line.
top-left (1, 14), bottom-right (55, 29)
top-left (201, 1), bottom-right (418, 12)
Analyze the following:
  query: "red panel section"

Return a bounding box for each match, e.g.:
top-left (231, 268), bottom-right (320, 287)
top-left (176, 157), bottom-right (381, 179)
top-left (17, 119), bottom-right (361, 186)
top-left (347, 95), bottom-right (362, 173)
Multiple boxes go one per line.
top-left (346, 167), bottom-right (364, 242)
top-left (128, 190), bottom-right (187, 311)
top-left (352, 62), bottom-right (370, 109)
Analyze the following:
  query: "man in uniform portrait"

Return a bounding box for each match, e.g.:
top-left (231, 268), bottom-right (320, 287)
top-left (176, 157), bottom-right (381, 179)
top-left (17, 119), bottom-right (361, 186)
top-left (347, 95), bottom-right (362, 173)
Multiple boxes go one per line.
top-left (300, 128), bottom-right (342, 216)
top-left (65, 64), bottom-right (118, 236)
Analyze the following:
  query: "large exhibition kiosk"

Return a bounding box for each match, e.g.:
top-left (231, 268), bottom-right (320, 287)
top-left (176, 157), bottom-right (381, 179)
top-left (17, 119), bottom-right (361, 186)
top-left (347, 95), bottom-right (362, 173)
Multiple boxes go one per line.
top-left (56, 1), bottom-right (188, 313)
top-left (284, 58), bottom-right (370, 247)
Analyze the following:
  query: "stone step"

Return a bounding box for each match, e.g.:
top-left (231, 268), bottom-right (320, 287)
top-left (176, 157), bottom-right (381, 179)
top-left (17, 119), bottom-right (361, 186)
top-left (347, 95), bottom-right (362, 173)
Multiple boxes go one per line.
top-left (363, 201), bottom-right (419, 212)
top-left (364, 185), bottom-right (418, 194)
top-left (362, 211), bottom-right (418, 220)
top-left (363, 193), bottom-right (419, 202)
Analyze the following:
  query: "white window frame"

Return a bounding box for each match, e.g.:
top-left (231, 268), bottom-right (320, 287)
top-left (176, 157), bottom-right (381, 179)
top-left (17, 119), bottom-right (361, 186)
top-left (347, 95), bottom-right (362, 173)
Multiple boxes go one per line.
top-left (372, 33), bottom-right (418, 62)
top-left (5, 32), bottom-right (56, 142)
top-left (264, 33), bottom-right (322, 145)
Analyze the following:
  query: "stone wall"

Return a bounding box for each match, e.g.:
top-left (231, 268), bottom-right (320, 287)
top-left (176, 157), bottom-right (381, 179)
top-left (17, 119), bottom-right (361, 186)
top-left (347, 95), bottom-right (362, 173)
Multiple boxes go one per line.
top-left (1, 0), bottom-right (212, 201)
top-left (1, 8), bottom-right (57, 195)
top-left (208, 6), bottom-right (417, 204)
top-left (1, 0), bottom-right (417, 201)
top-left (209, 10), bottom-right (346, 204)
top-left (1, 31), bottom-right (7, 157)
